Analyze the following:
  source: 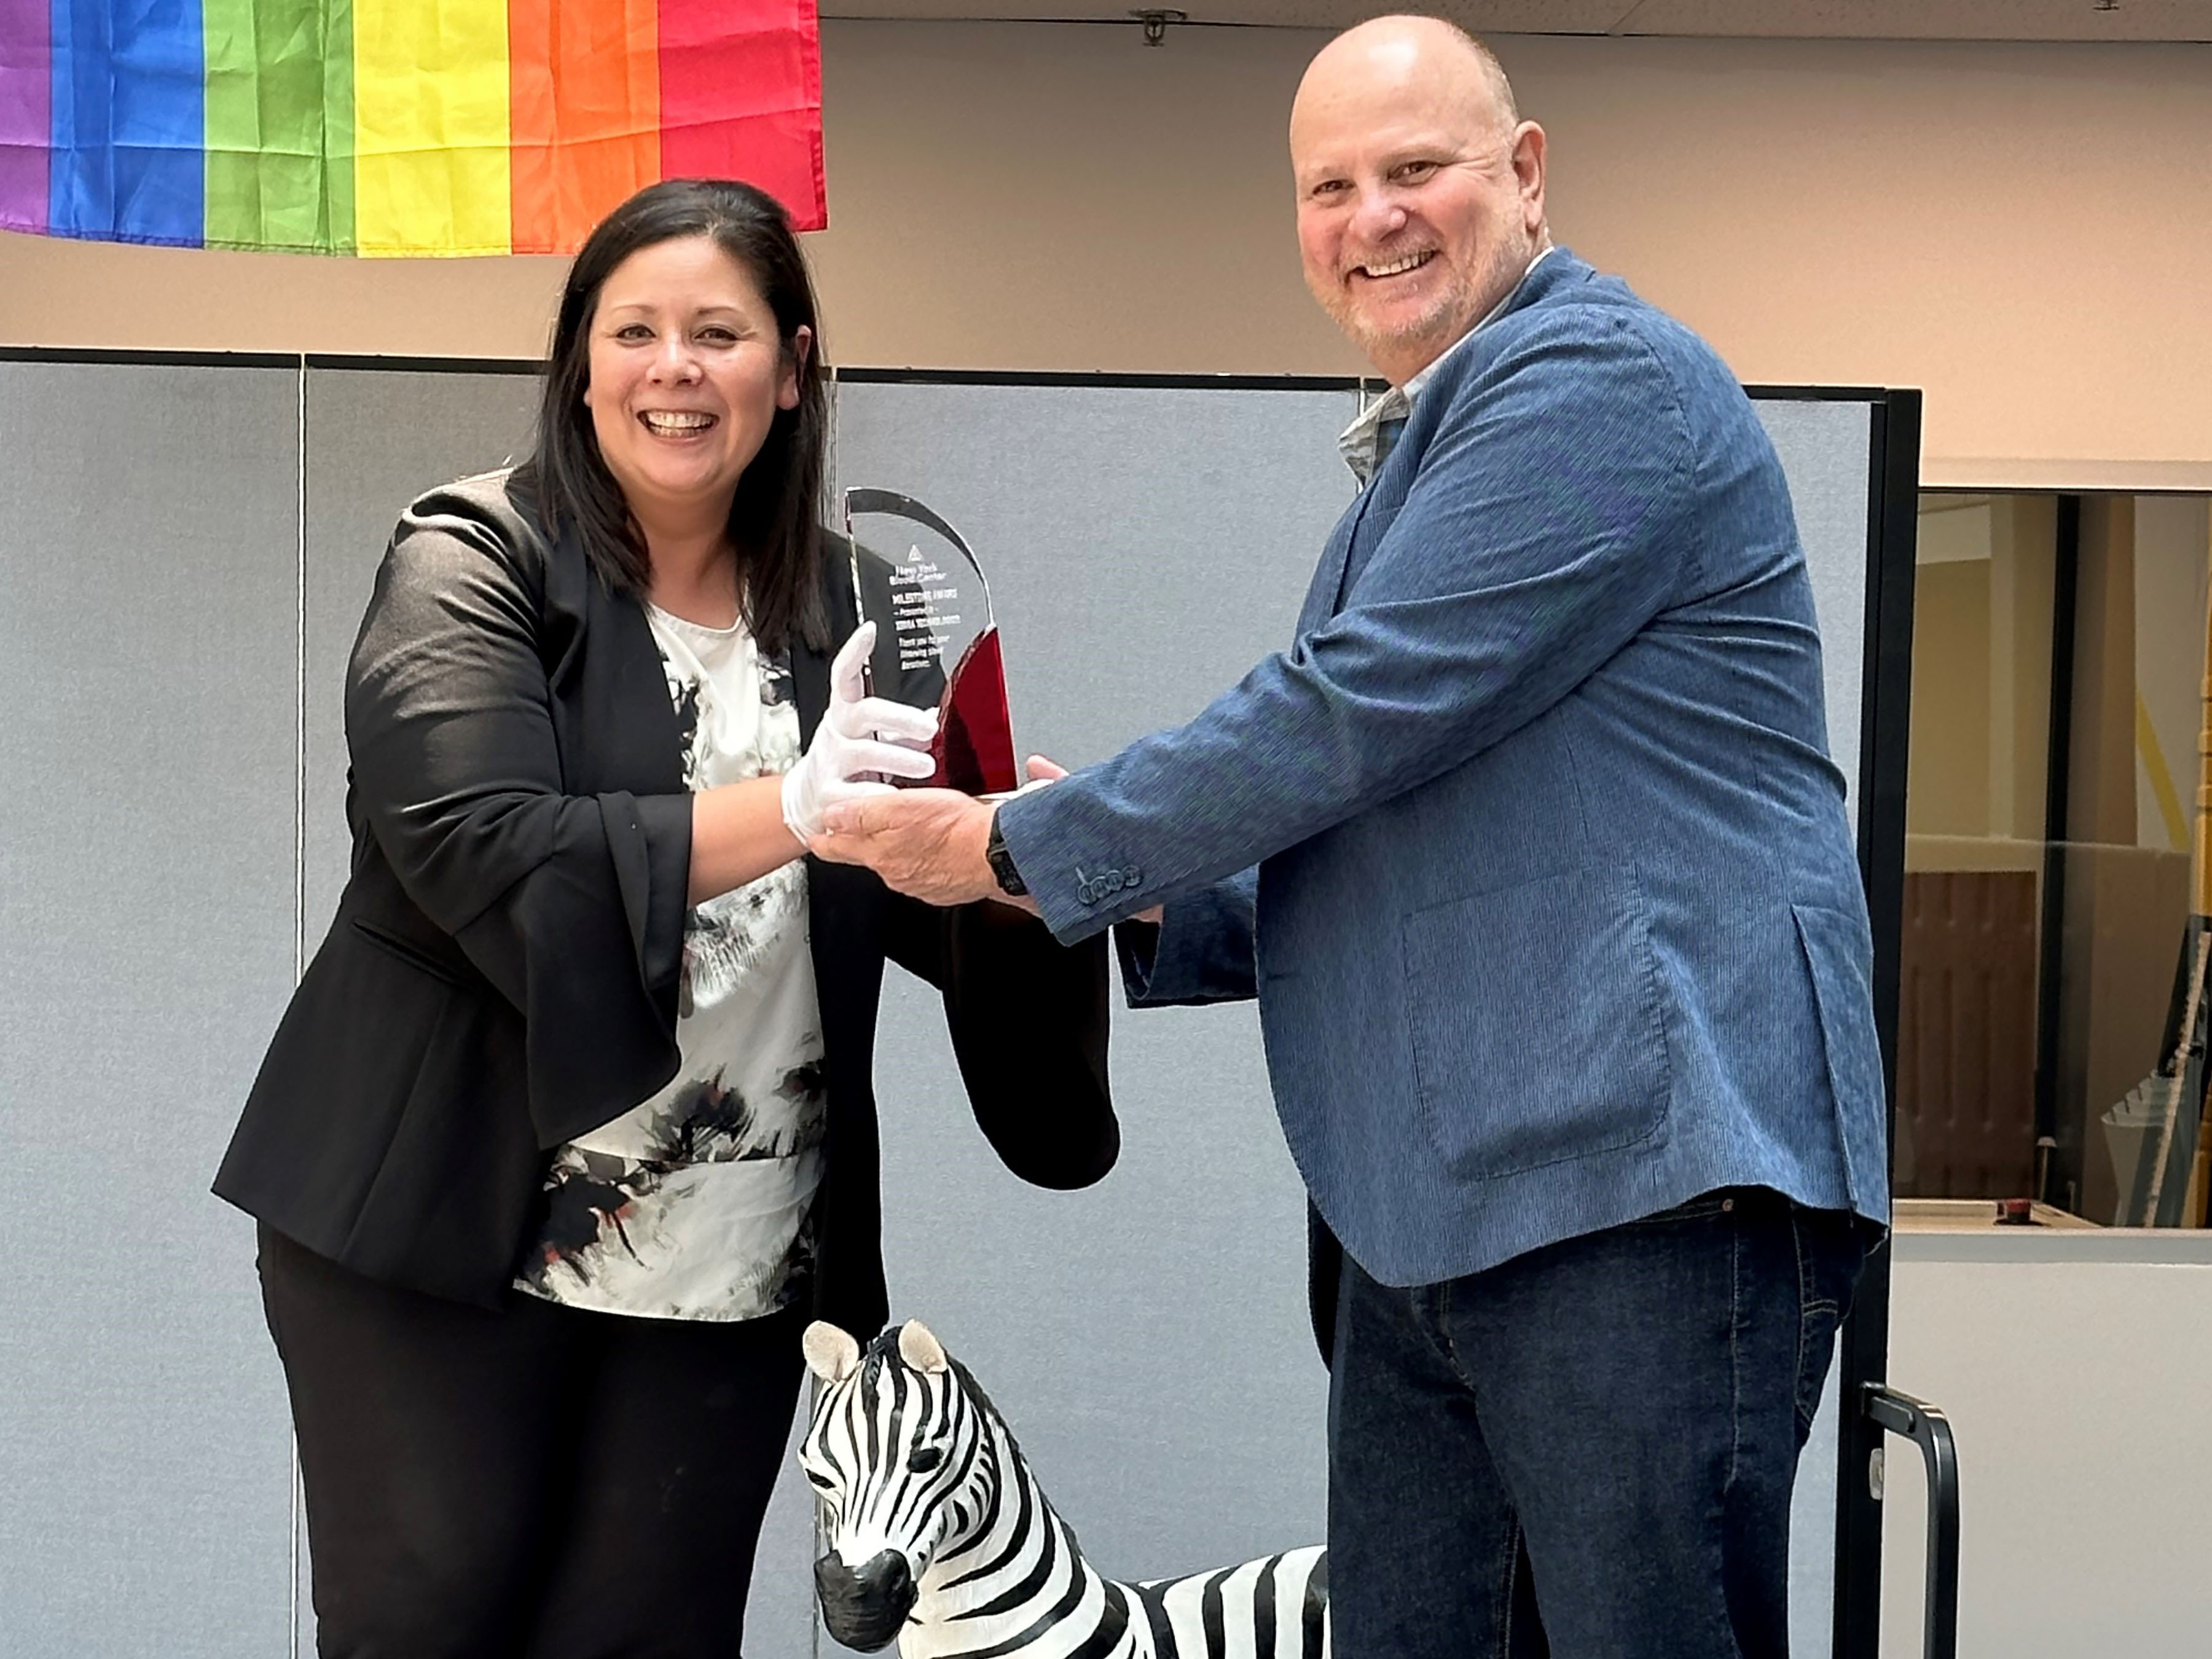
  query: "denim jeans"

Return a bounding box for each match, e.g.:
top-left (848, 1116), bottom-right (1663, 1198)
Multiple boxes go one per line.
top-left (1326, 1188), bottom-right (1875, 1658)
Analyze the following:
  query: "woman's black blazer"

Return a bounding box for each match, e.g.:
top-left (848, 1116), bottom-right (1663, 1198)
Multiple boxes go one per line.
top-left (214, 471), bottom-right (1117, 1337)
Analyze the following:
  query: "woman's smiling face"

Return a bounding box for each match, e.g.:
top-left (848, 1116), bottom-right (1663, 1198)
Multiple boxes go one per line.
top-left (582, 234), bottom-right (809, 532)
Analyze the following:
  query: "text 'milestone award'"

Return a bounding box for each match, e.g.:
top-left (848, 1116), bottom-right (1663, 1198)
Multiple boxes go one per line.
top-left (840, 487), bottom-right (1019, 796)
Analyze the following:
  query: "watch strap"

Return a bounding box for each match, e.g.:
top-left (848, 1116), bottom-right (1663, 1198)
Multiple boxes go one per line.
top-left (984, 815), bottom-right (1028, 896)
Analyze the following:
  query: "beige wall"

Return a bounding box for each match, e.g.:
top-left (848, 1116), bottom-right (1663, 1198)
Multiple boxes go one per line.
top-left (1905, 495), bottom-right (2057, 851)
top-left (1907, 557), bottom-right (1994, 837)
top-left (2, 25), bottom-right (2208, 488)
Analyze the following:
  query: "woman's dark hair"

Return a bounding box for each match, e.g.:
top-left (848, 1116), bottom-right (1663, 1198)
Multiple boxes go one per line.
top-left (525, 178), bottom-right (829, 655)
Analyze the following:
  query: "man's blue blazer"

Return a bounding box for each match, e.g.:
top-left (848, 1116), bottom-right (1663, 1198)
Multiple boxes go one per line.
top-left (997, 249), bottom-right (1889, 1287)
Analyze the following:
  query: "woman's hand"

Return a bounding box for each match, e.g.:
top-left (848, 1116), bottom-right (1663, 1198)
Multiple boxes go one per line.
top-left (780, 622), bottom-right (939, 840)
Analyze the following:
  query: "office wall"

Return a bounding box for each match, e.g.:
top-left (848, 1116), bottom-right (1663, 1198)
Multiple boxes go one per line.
top-left (1885, 1231), bottom-right (2212, 1657)
top-left (1, 25), bottom-right (2206, 490)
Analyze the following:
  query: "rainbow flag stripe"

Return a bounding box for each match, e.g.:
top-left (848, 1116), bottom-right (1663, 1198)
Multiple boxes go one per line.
top-left (0, 0), bottom-right (823, 255)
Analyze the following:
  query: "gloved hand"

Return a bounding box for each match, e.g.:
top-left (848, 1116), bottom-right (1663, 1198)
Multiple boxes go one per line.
top-left (782, 621), bottom-right (939, 841)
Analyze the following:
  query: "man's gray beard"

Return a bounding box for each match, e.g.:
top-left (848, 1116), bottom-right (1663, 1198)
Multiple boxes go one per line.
top-left (1336, 231), bottom-right (1534, 371)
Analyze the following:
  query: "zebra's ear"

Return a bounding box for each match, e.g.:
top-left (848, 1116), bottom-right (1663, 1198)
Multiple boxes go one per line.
top-left (804, 1321), bottom-right (861, 1382)
top-left (898, 1320), bottom-right (949, 1374)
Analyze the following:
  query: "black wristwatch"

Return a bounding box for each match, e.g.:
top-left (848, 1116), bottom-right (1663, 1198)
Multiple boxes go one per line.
top-left (984, 815), bottom-right (1027, 896)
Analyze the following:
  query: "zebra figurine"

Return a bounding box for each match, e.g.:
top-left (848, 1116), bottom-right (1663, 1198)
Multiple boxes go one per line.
top-left (801, 1320), bottom-right (1329, 1658)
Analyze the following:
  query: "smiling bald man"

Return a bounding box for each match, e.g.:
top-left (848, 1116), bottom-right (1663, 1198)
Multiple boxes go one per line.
top-left (816, 18), bottom-right (1888, 1654)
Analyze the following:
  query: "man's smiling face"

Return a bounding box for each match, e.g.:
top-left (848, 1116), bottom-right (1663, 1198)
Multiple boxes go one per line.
top-left (1290, 21), bottom-right (1545, 386)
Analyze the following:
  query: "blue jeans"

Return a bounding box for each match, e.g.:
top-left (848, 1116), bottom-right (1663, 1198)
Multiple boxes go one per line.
top-left (1326, 1188), bottom-right (1875, 1658)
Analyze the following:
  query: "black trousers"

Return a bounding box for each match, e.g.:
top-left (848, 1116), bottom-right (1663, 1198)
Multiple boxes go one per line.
top-left (257, 1224), bottom-right (807, 1659)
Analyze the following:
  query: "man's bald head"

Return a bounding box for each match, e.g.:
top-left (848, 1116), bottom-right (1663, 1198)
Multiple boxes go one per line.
top-left (1295, 15), bottom-right (1519, 139)
top-left (1289, 15), bottom-right (1547, 384)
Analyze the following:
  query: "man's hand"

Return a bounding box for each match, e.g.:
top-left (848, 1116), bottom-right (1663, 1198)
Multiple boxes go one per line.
top-left (814, 787), bottom-right (1000, 906)
top-left (814, 756), bottom-right (1074, 910)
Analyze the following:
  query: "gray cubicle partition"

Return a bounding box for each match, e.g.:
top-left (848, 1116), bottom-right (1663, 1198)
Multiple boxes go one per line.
top-left (0, 353), bottom-right (1912, 1658)
top-left (1, 355), bottom-right (304, 1655)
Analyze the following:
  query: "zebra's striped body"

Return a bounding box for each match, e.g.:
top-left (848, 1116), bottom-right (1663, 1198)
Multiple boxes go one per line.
top-left (801, 1320), bottom-right (1330, 1659)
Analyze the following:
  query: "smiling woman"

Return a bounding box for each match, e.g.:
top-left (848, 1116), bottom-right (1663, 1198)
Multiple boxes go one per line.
top-left (535, 182), bottom-right (830, 656)
top-left (211, 178), bottom-right (1120, 1658)
top-left (583, 236), bottom-right (808, 622)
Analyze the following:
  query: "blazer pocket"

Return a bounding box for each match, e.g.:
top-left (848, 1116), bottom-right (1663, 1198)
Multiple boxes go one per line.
top-left (1402, 866), bottom-right (1671, 1181)
top-left (345, 986), bottom-right (535, 1288)
top-left (250, 925), bottom-right (466, 1229)
top-left (351, 917), bottom-right (468, 987)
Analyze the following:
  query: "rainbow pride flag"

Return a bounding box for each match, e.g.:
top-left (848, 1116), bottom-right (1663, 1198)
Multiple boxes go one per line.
top-left (0, 0), bottom-right (823, 255)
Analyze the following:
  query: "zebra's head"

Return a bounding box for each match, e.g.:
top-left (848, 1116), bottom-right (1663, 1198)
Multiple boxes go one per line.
top-left (801, 1319), bottom-right (993, 1652)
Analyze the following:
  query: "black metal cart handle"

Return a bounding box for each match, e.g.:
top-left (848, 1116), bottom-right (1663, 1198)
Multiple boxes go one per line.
top-left (1861, 1382), bottom-right (1961, 1659)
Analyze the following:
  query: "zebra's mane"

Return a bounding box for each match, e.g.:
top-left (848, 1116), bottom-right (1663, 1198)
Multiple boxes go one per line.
top-left (857, 1327), bottom-right (1026, 1462)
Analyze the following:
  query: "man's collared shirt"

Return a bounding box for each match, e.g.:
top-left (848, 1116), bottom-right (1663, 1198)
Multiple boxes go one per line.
top-left (1337, 245), bottom-right (1555, 485)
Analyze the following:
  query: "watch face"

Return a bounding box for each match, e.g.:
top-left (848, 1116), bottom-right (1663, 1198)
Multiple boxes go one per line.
top-left (986, 826), bottom-right (1025, 895)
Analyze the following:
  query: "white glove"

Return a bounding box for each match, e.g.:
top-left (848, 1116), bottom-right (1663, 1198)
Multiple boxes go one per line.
top-left (781, 621), bottom-right (939, 841)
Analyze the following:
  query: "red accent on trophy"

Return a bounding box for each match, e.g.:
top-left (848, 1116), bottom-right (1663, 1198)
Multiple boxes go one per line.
top-left (935, 627), bottom-right (1019, 794)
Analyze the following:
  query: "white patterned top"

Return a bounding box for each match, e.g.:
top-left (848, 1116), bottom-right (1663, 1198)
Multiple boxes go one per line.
top-left (514, 603), bottom-right (826, 1322)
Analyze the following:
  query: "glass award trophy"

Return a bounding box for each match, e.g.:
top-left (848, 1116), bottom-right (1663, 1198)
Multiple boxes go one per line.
top-left (839, 487), bottom-right (1020, 796)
